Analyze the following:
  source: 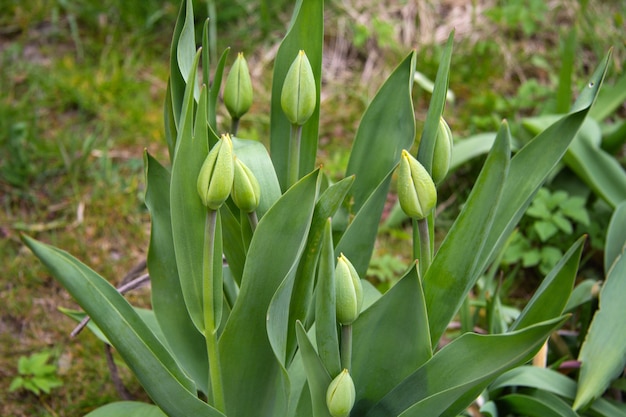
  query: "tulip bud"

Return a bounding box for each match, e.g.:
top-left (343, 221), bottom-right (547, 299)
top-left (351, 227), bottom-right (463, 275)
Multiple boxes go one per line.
top-left (432, 116), bottom-right (453, 185)
top-left (232, 157), bottom-right (261, 213)
top-left (223, 52), bottom-right (253, 119)
top-left (326, 369), bottom-right (356, 417)
top-left (197, 134), bottom-right (234, 210)
top-left (398, 150), bottom-right (437, 220)
top-left (281, 50), bottom-right (316, 126)
top-left (335, 253), bottom-right (364, 325)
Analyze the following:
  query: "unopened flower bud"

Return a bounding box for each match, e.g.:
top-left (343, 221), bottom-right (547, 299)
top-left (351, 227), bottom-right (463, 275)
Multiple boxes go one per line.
top-left (232, 157), bottom-right (261, 213)
top-left (197, 134), bottom-right (234, 210)
top-left (335, 253), bottom-right (363, 325)
top-left (398, 150), bottom-right (437, 220)
top-left (326, 369), bottom-right (356, 417)
top-left (432, 116), bottom-right (453, 185)
top-left (223, 52), bottom-right (253, 119)
top-left (281, 50), bottom-right (316, 126)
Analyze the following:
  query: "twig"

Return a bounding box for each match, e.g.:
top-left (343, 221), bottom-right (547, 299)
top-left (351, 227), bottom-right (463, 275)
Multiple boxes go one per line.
top-left (70, 260), bottom-right (149, 338)
top-left (104, 343), bottom-right (134, 400)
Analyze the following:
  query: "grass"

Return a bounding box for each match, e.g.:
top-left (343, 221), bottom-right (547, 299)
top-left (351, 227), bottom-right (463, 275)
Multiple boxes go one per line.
top-left (1, 0), bottom-right (624, 415)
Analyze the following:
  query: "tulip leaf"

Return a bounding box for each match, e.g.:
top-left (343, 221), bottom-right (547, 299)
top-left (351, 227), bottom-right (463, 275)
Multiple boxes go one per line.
top-left (208, 48), bottom-right (231, 138)
top-left (170, 54), bottom-right (209, 333)
top-left (219, 171), bottom-right (319, 417)
top-left (416, 31), bottom-right (453, 174)
top-left (168, 0), bottom-right (194, 129)
top-left (296, 321), bottom-right (334, 417)
top-left (22, 236), bottom-right (224, 417)
top-left (424, 121), bottom-right (511, 346)
top-left (314, 219), bottom-right (341, 377)
top-left (496, 390), bottom-right (579, 417)
top-left (346, 52), bottom-right (416, 212)
top-left (510, 236), bottom-right (584, 331)
top-left (478, 51), bottom-right (610, 273)
top-left (335, 169), bottom-right (394, 277)
top-left (364, 316), bottom-right (567, 417)
top-left (574, 249), bottom-right (626, 410)
top-left (605, 201), bottom-right (626, 276)
top-left (351, 264), bottom-right (431, 415)
top-left (84, 401), bottom-right (168, 417)
top-left (270, 0), bottom-right (323, 190)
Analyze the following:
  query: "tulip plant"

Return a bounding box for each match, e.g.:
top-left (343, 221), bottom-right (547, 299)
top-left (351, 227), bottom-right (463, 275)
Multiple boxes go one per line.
top-left (23, 0), bottom-right (617, 416)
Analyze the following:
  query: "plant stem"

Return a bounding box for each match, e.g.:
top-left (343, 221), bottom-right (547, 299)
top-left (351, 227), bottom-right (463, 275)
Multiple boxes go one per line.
top-left (248, 211), bottom-right (258, 232)
top-left (287, 124), bottom-right (302, 188)
top-left (340, 324), bottom-right (353, 372)
top-left (203, 209), bottom-right (226, 412)
top-left (416, 218), bottom-right (431, 278)
top-left (231, 117), bottom-right (240, 136)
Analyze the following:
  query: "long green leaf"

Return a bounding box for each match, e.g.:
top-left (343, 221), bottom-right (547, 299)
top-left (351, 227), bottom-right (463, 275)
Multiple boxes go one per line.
top-left (364, 316), bottom-right (567, 417)
top-left (574, 250), bottom-right (626, 410)
top-left (605, 201), bottom-right (626, 275)
top-left (476, 53), bottom-right (610, 275)
top-left (346, 52), bottom-right (416, 212)
top-left (351, 264), bottom-right (431, 415)
top-left (510, 236), bottom-right (584, 331)
top-left (424, 122), bottom-right (511, 346)
top-left (335, 169), bottom-right (394, 277)
top-left (145, 150), bottom-right (209, 392)
top-left (170, 54), bottom-right (208, 333)
top-left (497, 390), bottom-right (580, 417)
top-left (416, 31), bottom-right (454, 174)
top-left (84, 401), bottom-right (168, 417)
top-left (23, 236), bottom-right (223, 417)
top-left (296, 321), bottom-right (333, 417)
top-left (219, 171), bottom-right (319, 417)
top-left (269, 0), bottom-right (323, 190)
top-left (169, 0), bottom-right (195, 129)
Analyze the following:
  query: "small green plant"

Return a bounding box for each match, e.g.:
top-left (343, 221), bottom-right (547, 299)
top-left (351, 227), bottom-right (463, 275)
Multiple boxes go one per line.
top-left (502, 187), bottom-right (591, 275)
top-left (22, 0), bottom-right (619, 416)
top-left (9, 351), bottom-right (63, 396)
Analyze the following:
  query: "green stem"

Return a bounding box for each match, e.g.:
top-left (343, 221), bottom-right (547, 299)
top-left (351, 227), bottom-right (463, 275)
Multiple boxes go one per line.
top-left (340, 324), bottom-right (353, 372)
top-left (203, 210), bottom-right (225, 412)
top-left (287, 124), bottom-right (302, 188)
top-left (231, 117), bottom-right (240, 136)
top-left (248, 211), bottom-right (258, 232)
top-left (416, 218), bottom-right (431, 278)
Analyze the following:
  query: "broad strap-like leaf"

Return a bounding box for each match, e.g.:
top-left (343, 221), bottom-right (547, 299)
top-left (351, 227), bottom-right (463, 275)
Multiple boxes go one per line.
top-left (269, 0), bottom-right (323, 190)
top-left (84, 401), bottom-right (168, 417)
top-left (574, 248), bottom-right (626, 410)
top-left (424, 122), bottom-right (511, 346)
top-left (351, 264), bottom-right (431, 415)
top-left (476, 52), bottom-right (610, 274)
top-left (416, 32), bottom-right (454, 174)
top-left (295, 321), bottom-right (333, 417)
top-left (169, 0), bottom-right (195, 130)
top-left (335, 169), bottom-right (394, 277)
top-left (219, 171), bottom-right (319, 417)
top-left (496, 391), bottom-right (580, 417)
top-left (23, 236), bottom-right (224, 417)
top-left (510, 236), bottom-right (584, 331)
top-left (345, 52), bottom-right (416, 212)
top-left (145, 151), bottom-right (209, 392)
top-left (605, 201), bottom-right (626, 276)
top-left (364, 316), bottom-right (568, 417)
top-left (170, 56), bottom-right (209, 333)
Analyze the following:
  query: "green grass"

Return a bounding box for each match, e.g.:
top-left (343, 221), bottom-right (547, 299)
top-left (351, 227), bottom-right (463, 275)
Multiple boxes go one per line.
top-left (1, 0), bottom-right (624, 415)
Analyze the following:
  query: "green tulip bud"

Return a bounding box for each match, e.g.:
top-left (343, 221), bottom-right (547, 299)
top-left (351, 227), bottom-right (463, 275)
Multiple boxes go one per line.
top-left (335, 253), bottom-right (364, 325)
top-left (326, 369), bottom-right (356, 417)
top-left (398, 149), bottom-right (437, 220)
top-left (223, 52), bottom-right (253, 120)
top-left (197, 134), bottom-right (234, 210)
top-left (432, 116), bottom-right (453, 185)
top-left (281, 50), bottom-right (316, 126)
top-left (232, 157), bottom-right (261, 213)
